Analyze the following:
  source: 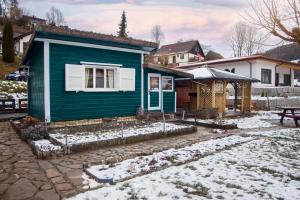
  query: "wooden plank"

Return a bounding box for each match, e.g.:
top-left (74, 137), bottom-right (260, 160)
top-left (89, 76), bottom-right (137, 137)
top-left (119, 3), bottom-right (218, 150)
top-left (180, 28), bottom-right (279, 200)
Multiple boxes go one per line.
top-left (196, 83), bottom-right (200, 110)
top-left (241, 82), bottom-right (245, 112)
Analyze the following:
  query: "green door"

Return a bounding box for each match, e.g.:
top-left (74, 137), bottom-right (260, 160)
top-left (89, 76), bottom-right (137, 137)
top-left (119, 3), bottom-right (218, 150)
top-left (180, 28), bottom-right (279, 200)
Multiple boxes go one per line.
top-left (148, 73), bottom-right (161, 111)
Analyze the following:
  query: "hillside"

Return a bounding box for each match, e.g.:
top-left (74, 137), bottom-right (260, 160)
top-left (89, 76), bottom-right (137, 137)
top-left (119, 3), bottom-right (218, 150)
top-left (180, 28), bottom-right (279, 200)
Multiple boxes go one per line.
top-left (0, 57), bottom-right (21, 80)
top-left (264, 43), bottom-right (300, 62)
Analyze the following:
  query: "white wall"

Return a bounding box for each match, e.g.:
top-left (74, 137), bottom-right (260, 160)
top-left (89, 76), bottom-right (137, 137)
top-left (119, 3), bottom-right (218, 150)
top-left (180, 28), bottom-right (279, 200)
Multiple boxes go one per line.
top-left (14, 34), bottom-right (32, 54)
top-left (211, 59), bottom-right (295, 88)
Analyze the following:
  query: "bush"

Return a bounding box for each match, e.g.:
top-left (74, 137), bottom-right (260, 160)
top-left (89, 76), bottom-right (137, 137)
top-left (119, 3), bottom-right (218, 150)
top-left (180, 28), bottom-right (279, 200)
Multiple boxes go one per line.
top-left (2, 21), bottom-right (15, 63)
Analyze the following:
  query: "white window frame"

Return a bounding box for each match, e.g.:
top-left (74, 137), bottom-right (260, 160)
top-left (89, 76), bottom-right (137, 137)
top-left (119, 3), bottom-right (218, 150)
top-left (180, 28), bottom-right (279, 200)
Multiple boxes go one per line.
top-left (84, 65), bottom-right (119, 92)
top-left (162, 76), bottom-right (174, 92)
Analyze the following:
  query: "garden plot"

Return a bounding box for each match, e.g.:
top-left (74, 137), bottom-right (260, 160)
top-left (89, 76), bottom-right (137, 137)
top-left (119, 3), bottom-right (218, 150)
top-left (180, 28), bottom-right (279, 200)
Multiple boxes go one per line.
top-left (50, 122), bottom-right (193, 147)
top-left (69, 135), bottom-right (300, 200)
top-left (85, 135), bottom-right (252, 184)
top-left (186, 111), bottom-right (282, 129)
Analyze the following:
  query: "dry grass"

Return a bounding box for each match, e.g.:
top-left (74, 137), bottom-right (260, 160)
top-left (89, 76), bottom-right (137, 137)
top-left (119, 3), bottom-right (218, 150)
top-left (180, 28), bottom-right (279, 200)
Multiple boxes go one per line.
top-left (0, 56), bottom-right (21, 80)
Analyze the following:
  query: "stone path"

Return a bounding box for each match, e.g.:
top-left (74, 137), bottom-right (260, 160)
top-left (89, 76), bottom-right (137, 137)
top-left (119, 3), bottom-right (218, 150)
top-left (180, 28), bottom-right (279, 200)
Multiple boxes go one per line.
top-left (0, 122), bottom-right (59, 200)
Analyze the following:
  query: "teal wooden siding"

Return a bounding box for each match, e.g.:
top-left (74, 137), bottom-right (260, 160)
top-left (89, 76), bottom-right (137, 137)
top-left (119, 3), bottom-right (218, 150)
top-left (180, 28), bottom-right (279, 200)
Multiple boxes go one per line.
top-left (49, 43), bottom-right (142, 122)
top-left (144, 68), bottom-right (176, 113)
top-left (149, 92), bottom-right (159, 107)
top-left (27, 41), bottom-right (45, 120)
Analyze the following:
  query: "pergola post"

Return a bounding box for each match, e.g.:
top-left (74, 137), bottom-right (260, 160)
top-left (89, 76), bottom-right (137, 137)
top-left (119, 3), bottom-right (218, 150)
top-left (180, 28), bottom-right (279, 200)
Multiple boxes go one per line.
top-left (211, 80), bottom-right (216, 108)
top-left (234, 82), bottom-right (238, 112)
top-left (223, 81), bottom-right (227, 113)
top-left (241, 82), bottom-right (245, 112)
top-left (196, 82), bottom-right (200, 110)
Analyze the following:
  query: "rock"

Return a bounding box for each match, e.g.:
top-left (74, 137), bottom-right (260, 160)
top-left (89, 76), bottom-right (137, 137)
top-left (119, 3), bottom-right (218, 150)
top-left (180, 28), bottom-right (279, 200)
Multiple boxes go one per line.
top-left (51, 176), bottom-right (65, 184)
top-left (40, 184), bottom-right (52, 191)
top-left (0, 183), bottom-right (8, 195)
top-left (45, 169), bottom-right (61, 179)
top-left (4, 178), bottom-right (37, 200)
top-left (4, 174), bottom-right (20, 184)
top-left (34, 189), bottom-right (60, 200)
top-left (0, 173), bottom-right (9, 181)
top-left (54, 183), bottom-right (73, 191)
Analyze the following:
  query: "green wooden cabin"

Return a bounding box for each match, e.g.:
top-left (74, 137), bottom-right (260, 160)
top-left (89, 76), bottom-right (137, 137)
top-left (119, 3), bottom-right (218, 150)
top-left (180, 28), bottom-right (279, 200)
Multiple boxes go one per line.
top-left (22, 29), bottom-right (190, 122)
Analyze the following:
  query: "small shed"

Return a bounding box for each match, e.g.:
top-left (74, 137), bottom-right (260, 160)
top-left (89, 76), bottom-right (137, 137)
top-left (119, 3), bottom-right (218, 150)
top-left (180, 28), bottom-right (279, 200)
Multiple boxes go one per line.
top-left (176, 67), bottom-right (259, 115)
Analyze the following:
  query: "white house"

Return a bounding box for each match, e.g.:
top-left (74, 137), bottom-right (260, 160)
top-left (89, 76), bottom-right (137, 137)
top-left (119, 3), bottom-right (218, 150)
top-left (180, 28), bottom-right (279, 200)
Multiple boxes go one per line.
top-left (177, 55), bottom-right (300, 88)
top-left (0, 31), bottom-right (32, 55)
top-left (153, 40), bottom-right (205, 67)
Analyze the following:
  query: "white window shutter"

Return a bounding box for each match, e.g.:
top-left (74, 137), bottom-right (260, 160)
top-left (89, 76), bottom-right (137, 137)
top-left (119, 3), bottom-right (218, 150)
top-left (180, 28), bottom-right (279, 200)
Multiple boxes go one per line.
top-left (119, 68), bottom-right (135, 91)
top-left (65, 64), bottom-right (85, 91)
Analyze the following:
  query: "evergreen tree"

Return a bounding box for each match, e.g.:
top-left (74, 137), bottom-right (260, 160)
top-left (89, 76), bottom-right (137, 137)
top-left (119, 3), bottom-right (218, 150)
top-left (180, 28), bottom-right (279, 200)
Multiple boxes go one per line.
top-left (2, 21), bottom-right (14, 63)
top-left (117, 10), bottom-right (128, 38)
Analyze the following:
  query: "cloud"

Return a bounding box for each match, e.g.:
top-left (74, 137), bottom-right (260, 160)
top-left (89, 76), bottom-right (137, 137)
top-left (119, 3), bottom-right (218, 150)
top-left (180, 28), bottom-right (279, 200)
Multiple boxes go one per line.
top-left (21, 1), bottom-right (246, 57)
top-left (22, 0), bottom-right (144, 4)
top-left (193, 0), bottom-right (248, 7)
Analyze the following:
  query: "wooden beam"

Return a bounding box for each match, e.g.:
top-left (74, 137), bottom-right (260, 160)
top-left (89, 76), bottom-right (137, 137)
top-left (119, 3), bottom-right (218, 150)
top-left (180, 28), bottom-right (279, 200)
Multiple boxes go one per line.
top-left (234, 82), bottom-right (238, 112)
top-left (241, 82), bottom-right (245, 112)
top-left (211, 80), bottom-right (216, 108)
top-left (223, 81), bottom-right (227, 113)
top-left (197, 82), bottom-right (200, 110)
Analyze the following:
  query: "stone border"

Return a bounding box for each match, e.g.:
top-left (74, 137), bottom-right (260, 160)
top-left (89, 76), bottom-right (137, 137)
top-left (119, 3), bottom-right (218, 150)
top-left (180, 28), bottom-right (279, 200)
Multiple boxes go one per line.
top-left (51, 124), bottom-right (197, 154)
top-left (177, 120), bottom-right (237, 129)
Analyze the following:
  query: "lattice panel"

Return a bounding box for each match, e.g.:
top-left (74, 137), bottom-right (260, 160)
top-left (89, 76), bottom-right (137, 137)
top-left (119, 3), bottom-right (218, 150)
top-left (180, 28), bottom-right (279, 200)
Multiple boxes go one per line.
top-left (199, 84), bottom-right (213, 109)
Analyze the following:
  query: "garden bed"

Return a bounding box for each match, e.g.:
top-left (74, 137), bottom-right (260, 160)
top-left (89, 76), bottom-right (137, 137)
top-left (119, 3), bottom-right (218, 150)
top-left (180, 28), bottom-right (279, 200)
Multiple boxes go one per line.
top-left (50, 122), bottom-right (196, 153)
top-left (84, 135), bottom-right (252, 185)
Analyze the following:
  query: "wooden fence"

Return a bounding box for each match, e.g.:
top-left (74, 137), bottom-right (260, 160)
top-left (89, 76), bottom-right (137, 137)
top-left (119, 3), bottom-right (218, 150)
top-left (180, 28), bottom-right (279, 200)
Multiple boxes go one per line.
top-left (0, 99), bottom-right (27, 113)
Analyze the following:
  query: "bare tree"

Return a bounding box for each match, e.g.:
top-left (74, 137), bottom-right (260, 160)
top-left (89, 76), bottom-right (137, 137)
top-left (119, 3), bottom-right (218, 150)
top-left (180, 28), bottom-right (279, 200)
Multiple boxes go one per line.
top-left (46, 6), bottom-right (65, 26)
top-left (248, 0), bottom-right (300, 45)
top-left (230, 22), bottom-right (263, 56)
top-left (151, 24), bottom-right (165, 46)
top-left (230, 22), bottom-right (247, 56)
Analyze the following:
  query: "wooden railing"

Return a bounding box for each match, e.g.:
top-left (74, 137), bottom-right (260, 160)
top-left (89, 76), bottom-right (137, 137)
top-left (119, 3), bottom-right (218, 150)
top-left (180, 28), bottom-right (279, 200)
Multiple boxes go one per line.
top-left (0, 99), bottom-right (28, 113)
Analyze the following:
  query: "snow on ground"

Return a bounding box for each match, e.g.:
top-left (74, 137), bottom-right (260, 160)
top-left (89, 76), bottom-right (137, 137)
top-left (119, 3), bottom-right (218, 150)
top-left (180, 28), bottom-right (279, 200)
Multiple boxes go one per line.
top-left (86, 135), bottom-right (252, 184)
top-left (50, 122), bottom-right (192, 146)
top-left (248, 128), bottom-right (300, 141)
top-left (69, 133), bottom-right (300, 200)
top-left (31, 139), bottom-right (62, 153)
top-left (187, 111), bottom-right (283, 129)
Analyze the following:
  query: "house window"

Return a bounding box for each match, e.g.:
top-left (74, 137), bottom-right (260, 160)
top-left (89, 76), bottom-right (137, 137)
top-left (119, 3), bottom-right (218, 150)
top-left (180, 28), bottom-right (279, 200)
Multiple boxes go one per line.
top-left (162, 76), bottom-right (173, 91)
top-left (261, 69), bottom-right (272, 84)
top-left (150, 77), bottom-right (159, 90)
top-left (231, 68), bottom-right (235, 73)
top-left (180, 54), bottom-right (184, 59)
top-left (84, 67), bottom-right (117, 90)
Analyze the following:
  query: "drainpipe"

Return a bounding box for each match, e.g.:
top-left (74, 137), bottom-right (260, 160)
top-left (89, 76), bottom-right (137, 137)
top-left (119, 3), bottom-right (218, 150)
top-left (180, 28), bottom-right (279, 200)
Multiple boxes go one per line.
top-left (246, 61), bottom-right (253, 78)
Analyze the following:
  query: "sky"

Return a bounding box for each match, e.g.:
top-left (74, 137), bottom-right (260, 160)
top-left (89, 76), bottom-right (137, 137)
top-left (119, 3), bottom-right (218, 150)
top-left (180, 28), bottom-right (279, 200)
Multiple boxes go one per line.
top-left (20, 0), bottom-right (254, 57)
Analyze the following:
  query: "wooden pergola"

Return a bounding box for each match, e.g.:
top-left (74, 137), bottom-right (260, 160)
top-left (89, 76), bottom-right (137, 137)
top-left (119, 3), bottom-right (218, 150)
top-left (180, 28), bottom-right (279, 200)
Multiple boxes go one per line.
top-left (176, 68), bottom-right (259, 115)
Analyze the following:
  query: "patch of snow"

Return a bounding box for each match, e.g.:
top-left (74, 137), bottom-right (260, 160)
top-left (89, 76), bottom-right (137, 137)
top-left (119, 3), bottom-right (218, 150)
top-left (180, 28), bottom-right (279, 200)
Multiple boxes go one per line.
top-left (248, 128), bottom-right (300, 140)
top-left (69, 136), bottom-right (300, 200)
top-left (31, 139), bottom-right (62, 152)
top-left (186, 111), bottom-right (281, 129)
top-left (85, 135), bottom-right (252, 184)
top-left (50, 122), bottom-right (192, 147)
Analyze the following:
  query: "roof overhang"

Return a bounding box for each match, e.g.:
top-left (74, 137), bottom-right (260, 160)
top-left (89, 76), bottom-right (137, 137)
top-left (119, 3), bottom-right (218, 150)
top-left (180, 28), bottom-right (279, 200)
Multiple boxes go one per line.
top-left (144, 64), bottom-right (194, 78)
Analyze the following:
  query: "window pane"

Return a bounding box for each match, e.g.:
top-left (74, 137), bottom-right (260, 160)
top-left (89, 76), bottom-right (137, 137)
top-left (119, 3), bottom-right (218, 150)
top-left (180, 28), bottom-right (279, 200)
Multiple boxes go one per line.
top-left (85, 68), bottom-right (94, 88)
top-left (96, 69), bottom-right (104, 88)
top-left (162, 77), bottom-right (173, 91)
top-left (106, 69), bottom-right (115, 89)
top-left (150, 77), bottom-right (159, 90)
top-left (261, 69), bottom-right (271, 84)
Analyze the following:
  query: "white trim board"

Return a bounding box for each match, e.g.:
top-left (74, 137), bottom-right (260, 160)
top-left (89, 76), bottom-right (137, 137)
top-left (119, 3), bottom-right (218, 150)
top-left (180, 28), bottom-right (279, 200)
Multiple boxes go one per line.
top-left (80, 61), bottom-right (122, 67)
top-left (44, 41), bottom-right (51, 123)
top-left (141, 53), bottom-right (144, 109)
top-left (35, 38), bottom-right (151, 54)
